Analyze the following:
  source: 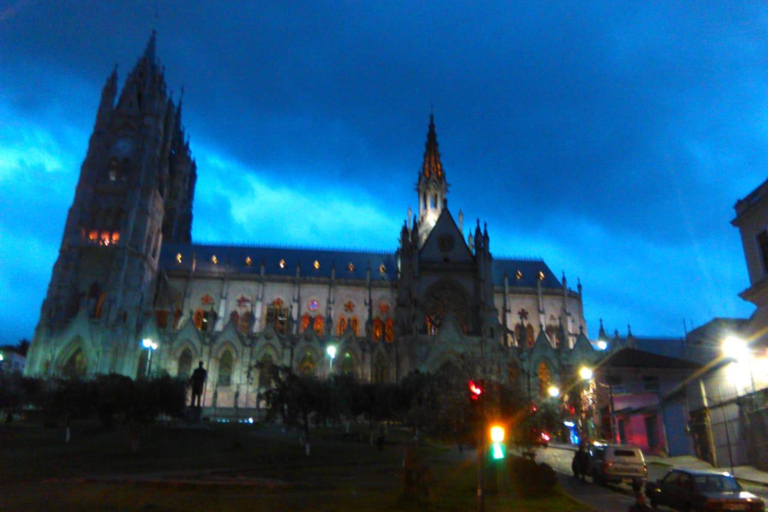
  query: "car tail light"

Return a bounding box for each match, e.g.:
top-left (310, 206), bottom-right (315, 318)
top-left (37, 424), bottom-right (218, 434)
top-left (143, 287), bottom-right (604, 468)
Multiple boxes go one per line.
top-left (541, 432), bottom-right (551, 442)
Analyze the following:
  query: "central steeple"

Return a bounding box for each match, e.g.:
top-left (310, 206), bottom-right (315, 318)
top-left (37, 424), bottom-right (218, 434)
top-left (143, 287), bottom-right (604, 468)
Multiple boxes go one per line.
top-left (417, 114), bottom-right (449, 245)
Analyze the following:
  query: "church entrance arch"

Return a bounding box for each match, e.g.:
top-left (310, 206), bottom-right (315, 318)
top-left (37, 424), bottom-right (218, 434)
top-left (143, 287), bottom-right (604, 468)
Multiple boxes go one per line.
top-left (59, 341), bottom-right (88, 379)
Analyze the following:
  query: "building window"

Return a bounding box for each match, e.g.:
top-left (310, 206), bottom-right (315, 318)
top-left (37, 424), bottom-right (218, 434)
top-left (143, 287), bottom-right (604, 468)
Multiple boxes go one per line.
top-left (350, 316), bottom-right (360, 336)
top-left (337, 315), bottom-right (347, 336)
top-left (178, 348), bottom-right (193, 378)
top-left (313, 315), bottom-right (324, 336)
top-left (300, 313), bottom-right (311, 333)
top-left (266, 299), bottom-right (289, 334)
top-left (385, 318), bottom-right (394, 342)
top-left (526, 324), bottom-right (535, 347)
top-left (373, 318), bottom-right (384, 342)
top-left (218, 350), bottom-right (234, 387)
top-left (759, 230), bottom-right (768, 275)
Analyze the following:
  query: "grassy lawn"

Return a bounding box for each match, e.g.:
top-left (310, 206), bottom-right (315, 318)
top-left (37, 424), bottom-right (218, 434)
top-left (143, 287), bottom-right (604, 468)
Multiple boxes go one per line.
top-left (0, 420), bottom-right (590, 511)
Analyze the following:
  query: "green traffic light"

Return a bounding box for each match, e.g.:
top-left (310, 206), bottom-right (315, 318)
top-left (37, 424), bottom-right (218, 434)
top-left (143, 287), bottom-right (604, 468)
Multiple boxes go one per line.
top-left (492, 442), bottom-right (505, 460)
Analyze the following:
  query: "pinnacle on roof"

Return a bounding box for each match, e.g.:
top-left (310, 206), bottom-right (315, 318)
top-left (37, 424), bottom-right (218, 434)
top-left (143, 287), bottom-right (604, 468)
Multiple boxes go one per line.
top-left (421, 114), bottom-right (444, 181)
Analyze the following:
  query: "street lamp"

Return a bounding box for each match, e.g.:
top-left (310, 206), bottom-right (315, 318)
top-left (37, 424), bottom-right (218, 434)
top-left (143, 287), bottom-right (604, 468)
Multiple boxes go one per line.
top-left (722, 335), bottom-right (756, 394)
top-left (326, 345), bottom-right (337, 373)
top-left (141, 338), bottom-right (158, 377)
top-left (579, 367), bottom-right (593, 380)
top-left (548, 385), bottom-right (560, 398)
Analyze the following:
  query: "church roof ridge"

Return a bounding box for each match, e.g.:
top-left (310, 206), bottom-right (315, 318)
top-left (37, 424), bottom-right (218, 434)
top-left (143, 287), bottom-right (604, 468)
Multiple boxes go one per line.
top-left (169, 241), bottom-right (394, 256)
top-left (494, 255), bottom-right (545, 262)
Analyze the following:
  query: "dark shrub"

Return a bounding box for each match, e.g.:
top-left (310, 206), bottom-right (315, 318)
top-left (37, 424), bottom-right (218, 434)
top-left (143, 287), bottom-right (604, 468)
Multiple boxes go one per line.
top-left (508, 455), bottom-right (557, 498)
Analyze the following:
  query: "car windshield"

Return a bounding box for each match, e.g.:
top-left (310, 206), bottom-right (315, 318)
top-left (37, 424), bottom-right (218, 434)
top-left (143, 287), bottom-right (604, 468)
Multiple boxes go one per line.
top-left (694, 475), bottom-right (742, 492)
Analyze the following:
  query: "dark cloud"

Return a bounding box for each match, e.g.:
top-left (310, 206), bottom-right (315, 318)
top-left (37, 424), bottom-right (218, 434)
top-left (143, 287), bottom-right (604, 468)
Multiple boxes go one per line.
top-left (0, 0), bottom-right (763, 342)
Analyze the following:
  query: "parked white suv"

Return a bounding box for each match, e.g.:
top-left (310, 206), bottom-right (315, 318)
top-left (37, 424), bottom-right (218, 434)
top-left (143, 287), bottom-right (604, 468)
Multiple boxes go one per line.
top-left (588, 443), bottom-right (647, 491)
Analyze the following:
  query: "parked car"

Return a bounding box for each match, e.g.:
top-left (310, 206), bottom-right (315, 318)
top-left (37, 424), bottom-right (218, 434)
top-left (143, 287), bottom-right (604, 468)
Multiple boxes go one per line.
top-left (646, 469), bottom-right (765, 512)
top-left (588, 443), bottom-right (647, 491)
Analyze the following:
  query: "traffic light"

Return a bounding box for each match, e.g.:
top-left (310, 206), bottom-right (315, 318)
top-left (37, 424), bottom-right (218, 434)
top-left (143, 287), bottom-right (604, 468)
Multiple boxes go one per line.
top-left (469, 380), bottom-right (483, 402)
top-left (490, 424), bottom-right (505, 460)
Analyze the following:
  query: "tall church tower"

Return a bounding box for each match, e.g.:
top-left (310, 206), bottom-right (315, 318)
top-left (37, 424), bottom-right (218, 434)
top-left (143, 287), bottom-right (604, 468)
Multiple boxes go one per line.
top-left (26, 32), bottom-right (196, 377)
top-left (416, 114), bottom-right (448, 246)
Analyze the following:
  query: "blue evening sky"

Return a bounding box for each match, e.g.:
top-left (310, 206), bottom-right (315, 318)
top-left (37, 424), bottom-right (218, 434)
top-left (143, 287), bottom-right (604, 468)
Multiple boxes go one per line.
top-left (0, 1), bottom-right (764, 343)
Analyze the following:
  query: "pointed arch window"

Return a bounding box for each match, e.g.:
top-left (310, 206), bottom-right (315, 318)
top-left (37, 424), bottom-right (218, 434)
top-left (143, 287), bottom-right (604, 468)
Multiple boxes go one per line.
top-left (385, 318), bottom-right (394, 342)
top-left (526, 324), bottom-right (535, 348)
top-left (300, 313), bottom-right (311, 333)
top-left (193, 309), bottom-right (205, 330)
top-left (178, 348), bottom-right (193, 378)
top-left (313, 315), bottom-right (324, 336)
top-left (337, 315), bottom-right (347, 336)
top-left (266, 298), bottom-right (289, 334)
top-left (230, 311), bottom-right (240, 329)
top-left (218, 349), bottom-right (234, 387)
top-left (349, 316), bottom-right (360, 336)
top-left (373, 318), bottom-right (384, 342)
top-left (240, 311), bottom-right (254, 333)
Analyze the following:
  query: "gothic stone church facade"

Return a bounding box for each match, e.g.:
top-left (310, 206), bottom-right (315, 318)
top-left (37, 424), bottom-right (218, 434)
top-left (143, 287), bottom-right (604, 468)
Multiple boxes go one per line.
top-left (26, 36), bottom-right (602, 411)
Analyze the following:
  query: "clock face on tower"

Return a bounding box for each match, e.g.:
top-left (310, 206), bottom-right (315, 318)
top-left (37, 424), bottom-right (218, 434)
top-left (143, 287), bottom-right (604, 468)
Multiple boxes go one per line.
top-left (113, 138), bottom-right (135, 158)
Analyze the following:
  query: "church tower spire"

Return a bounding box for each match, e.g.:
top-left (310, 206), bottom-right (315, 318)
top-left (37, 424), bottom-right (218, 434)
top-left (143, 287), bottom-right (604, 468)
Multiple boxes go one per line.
top-left (416, 114), bottom-right (449, 245)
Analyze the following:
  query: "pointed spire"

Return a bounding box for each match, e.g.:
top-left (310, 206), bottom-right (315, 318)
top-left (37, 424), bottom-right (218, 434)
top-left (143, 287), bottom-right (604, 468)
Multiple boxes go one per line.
top-left (144, 29), bottom-right (157, 63)
top-left (421, 114), bottom-right (444, 181)
top-left (598, 318), bottom-right (607, 340)
top-left (98, 65), bottom-right (118, 115)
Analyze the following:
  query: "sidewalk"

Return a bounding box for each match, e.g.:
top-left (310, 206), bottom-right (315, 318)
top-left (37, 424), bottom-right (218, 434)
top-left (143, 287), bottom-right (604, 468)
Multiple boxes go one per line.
top-left (551, 443), bottom-right (768, 487)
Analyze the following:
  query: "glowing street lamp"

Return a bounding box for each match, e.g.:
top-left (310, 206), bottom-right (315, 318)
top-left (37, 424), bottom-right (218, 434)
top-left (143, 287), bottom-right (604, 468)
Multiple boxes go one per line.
top-left (579, 367), bottom-right (593, 380)
top-left (722, 335), bottom-right (756, 394)
top-left (141, 338), bottom-right (158, 377)
top-left (327, 345), bottom-right (337, 372)
top-left (548, 385), bottom-right (560, 398)
top-left (596, 340), bottom-right (608, 351)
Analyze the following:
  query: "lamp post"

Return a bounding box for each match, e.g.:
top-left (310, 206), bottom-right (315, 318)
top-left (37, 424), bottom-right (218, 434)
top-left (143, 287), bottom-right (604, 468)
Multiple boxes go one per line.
top-left (141, 338), bottom-right (158, 377)
top-left (722, 335), bottom-right (756, 395)
top-left (326, 345), bottom-right (337, 374)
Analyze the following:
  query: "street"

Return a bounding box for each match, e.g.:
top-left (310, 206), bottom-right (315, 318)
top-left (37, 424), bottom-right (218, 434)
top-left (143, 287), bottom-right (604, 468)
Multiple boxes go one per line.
top-left (535, 445), bottom-right (768, 512)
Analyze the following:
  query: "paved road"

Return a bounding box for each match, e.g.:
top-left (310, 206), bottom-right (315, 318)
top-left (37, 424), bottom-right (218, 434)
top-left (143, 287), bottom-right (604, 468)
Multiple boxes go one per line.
top-left (535, 445), bottom-right (768, 511)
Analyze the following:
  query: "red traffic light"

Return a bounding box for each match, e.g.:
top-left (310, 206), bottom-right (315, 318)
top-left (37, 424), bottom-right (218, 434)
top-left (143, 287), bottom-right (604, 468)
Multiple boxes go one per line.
top-left (469, 380), bottom-right (483, 400)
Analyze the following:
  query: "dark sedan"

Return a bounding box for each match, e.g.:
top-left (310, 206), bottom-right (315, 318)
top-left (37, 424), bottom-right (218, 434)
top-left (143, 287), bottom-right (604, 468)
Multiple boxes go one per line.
top-left (646, 469), bottom-right (765, 512)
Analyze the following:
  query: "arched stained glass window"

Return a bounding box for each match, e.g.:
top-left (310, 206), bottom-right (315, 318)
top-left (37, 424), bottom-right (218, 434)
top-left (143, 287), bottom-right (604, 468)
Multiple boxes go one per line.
top-left (384, 318), bottom-right (394, 342)
top-left (300, 313), bottom-right (311, 333)
top-left (350, 316), bottom-right (360, 336)
top-left (313, 315), bottom-right (324, 336)
top-left (218, 350), bottom-right (234, 387)
top-left (193, 309), bottom-right (205, 330)
top-left (526, 324), bottom-right (535, 348)
top-left (337, 316), bottom-right (347, 336)
top-left (373, 318), bottom-right (384, 342)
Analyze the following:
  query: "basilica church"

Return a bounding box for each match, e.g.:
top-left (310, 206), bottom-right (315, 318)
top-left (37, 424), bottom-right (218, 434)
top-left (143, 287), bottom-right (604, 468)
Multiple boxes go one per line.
top-left (25, 34), bottom-right (604, 412)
